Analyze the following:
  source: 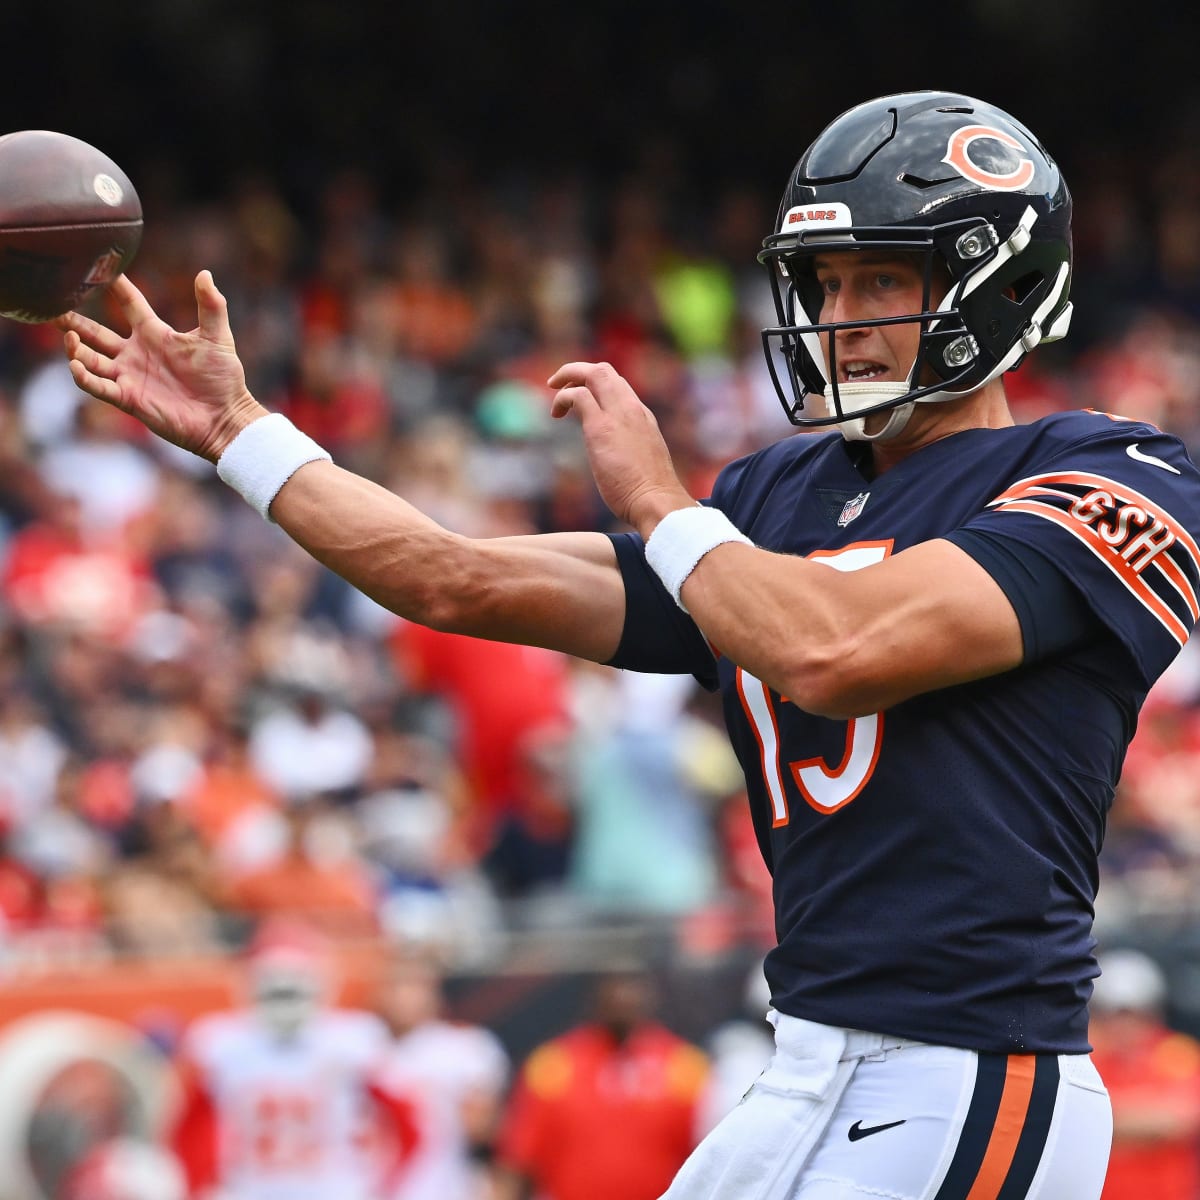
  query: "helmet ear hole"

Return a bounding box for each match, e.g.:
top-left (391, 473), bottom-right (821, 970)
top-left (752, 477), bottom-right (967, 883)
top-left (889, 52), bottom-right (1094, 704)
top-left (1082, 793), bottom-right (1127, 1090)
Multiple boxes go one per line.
top-left (1009, 271), bottom-right (1045, 304)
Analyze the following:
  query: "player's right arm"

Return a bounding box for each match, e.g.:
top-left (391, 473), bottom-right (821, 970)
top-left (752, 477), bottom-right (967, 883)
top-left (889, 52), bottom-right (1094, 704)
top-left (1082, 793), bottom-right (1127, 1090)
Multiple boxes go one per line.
top-left (269, 467), bottom-right (625, 659)
top-left (57, 273), bottom-right (626, 662)
top-left (168, 1049), bottom-right (221, 1198)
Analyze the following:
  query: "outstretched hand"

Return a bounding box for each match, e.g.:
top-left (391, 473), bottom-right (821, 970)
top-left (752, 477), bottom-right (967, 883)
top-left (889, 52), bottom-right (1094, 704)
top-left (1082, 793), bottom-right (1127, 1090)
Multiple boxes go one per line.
top-left (548, 361), bottom-right (695, 534)
top-left (56, 272), bottom-right (267, 463)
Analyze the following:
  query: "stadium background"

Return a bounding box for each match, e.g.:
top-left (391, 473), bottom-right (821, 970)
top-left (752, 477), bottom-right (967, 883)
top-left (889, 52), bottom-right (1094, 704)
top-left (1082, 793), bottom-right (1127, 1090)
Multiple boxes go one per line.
top-left (2, 2), bottom-right (1200, 1196)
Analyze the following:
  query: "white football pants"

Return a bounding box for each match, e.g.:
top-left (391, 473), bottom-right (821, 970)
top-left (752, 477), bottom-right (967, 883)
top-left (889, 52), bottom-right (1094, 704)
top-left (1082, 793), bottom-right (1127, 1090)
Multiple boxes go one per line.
top-left (661, 1012), bottom-right (1112, 1199)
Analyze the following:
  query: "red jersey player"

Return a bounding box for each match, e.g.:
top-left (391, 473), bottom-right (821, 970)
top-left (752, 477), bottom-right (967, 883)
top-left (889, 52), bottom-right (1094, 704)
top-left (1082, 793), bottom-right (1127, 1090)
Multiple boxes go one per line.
top-left (169, 920), bottom-right (418, 1200)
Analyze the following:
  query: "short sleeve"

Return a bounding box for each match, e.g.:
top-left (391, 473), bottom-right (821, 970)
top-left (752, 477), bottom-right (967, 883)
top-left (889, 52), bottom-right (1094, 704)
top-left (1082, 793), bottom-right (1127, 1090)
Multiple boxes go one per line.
top-left (604, 532), bottom-right (718, 687)
top-left (944, 528), bottom-right (1102, 662)
top-left (953, 424), bottom-right (1200, 688)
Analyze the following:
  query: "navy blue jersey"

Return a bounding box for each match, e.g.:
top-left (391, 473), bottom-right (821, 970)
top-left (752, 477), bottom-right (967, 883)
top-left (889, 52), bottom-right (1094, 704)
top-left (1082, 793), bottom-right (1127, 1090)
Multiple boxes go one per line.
top-left (610, 410), bottom-right (1200, 1054)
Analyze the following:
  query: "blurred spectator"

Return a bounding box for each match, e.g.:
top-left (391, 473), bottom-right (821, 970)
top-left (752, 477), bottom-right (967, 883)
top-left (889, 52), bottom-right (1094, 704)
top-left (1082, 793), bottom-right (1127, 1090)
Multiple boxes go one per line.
top-left (358, 729), bottom-right (506, 966)
top-left (35, 401), bottom-right (161, 541)
top-left (379, 223), bottom-right (478, 368)
top-left (0, 748), bottom-right (110, 961)
top-left (274, 327), bottom-right (391, 475)
top-left (0, 686), bottom-right (67, 833)
top-left (372, 948), bottom-right (510, 1200)
top-left (104, 856), bottom-right (222, 959)
top-left (247, 683), bottom-right (375, 804)
top-left (1113, 692), bottom-right (1200, 861)
top-left (0, 811), bottom-right (42, 932)
top-left (483, 723), bottom-right (576, 908)
top-left (168, 918), bottom-right (417, 1200)
top-left (10, 756), bottom-right (108, 920)
top-left (225, 801), bottom-right (378, 937)
top-left (1090, 947), bottom-right (1200, 1199)
top-left (143, 473), bottom-right (252, 618)
top-left (470, 379), bottom-right (557, 508)
top-left (495, 966), bottom-right (708, 1200)
top-left (390, 621), bottom-right (570, 846)
top-left (178, 719), bottom-right (283, 870)
top-left (2, 493), bottom-right (158, 640)
top-left (18, 357), bottom-right (85, 452)
top-left (712, 788), bottom-right (776, 948)
top-left (568, 670), bottom-right (719, 915)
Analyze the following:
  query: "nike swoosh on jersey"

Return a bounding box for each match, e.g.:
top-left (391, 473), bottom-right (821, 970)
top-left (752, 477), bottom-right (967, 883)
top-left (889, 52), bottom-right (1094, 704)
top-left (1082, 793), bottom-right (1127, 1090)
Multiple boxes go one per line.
top-left (847, 1118), bottom-right (907, 1142)
top-left (1127, 443), bottom-right (1181, 474)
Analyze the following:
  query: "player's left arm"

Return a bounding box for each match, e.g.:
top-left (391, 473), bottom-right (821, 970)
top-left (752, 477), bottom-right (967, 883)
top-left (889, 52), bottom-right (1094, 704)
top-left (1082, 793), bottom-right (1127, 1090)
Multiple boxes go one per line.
top-left (365, 1078), bottom-right (422, 1191)
top-left (686, 539), bottom-right (1022, 718)
top-left (551, 361), bottom-right (1023, 719)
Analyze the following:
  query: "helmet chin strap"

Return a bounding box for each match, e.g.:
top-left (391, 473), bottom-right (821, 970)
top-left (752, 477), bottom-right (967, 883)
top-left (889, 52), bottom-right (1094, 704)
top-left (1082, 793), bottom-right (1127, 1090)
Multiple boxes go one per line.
top-left (823, 381), bottom-right (915, 442)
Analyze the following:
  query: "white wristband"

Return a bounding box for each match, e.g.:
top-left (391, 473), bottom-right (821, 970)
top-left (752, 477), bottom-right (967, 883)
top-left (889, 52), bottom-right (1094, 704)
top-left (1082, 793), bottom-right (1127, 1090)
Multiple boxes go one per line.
top-left (644, 505), bottom-right (753, 612)
top-left (216, 413), bottom-right (332, 521)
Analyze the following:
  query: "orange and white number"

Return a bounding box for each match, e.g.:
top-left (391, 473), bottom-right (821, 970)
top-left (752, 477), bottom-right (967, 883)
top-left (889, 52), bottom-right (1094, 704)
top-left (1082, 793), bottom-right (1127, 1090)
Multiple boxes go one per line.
top-left (737, 542), bottom-right (890, 823)
top-left (245, 1088), bottom-right (322, 1172)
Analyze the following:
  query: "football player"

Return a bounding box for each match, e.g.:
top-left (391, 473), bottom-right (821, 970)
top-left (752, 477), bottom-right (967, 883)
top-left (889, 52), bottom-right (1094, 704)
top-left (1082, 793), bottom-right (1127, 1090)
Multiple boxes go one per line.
top-left (371, 950), bottom-right (509, 1200)
top-left (169, 919), bottom-right (419, 1200)
top-left (59, 90), bottom-right (1200, 1198)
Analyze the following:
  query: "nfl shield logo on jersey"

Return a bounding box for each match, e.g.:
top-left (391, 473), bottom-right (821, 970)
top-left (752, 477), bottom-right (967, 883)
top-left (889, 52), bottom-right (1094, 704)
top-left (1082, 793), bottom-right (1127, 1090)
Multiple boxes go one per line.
top-left (838, 492), bottom-right (870, 527)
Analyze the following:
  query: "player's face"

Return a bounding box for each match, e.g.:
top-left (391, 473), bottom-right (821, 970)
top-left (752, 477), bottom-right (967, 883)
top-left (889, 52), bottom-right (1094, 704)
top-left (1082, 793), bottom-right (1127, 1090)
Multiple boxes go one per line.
top-left (381, 959), bottom-right (442, 1034)
top-left (813, 252), bottom-right (948, 388)
top-left (251, 964), bottom-right (322, 1037)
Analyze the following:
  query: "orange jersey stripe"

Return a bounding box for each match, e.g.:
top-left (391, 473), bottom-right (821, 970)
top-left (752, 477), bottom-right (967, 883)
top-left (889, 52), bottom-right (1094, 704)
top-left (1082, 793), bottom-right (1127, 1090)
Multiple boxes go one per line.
top-left (991, 479), bottom-right (1199, 620)
top-left (989, 470), bottom-right (1200, 572)
top-left (998, 498), bottom-right (1190, 645)
top-left (963, 1056), bottom-right (1037, 1200)
top-left (1157, 551), bottom-right (1200, 621)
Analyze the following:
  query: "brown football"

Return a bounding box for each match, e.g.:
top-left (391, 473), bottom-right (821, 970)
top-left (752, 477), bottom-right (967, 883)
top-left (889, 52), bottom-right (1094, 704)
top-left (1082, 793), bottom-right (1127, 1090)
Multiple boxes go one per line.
top-left (0, 130), bottom-right (142, 323)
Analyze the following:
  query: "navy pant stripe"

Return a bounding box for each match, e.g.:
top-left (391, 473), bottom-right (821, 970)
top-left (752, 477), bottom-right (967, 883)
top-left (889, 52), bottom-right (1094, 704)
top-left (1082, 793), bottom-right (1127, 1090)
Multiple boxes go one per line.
top-left (932, 1053), bottom-right (1010, 1199)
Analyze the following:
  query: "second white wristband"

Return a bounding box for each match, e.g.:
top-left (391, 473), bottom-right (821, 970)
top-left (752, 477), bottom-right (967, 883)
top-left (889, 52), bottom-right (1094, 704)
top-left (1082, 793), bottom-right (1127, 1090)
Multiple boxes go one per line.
top-left (644, 505), bottom-right (753, 612)
top-left (216, 413), bottom-right (333, 522)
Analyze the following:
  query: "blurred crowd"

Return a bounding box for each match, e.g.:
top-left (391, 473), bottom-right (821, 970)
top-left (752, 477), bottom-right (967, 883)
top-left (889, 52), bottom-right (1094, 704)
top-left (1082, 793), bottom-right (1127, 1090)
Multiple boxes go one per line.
top-left (1, 150), bottom-right (1200, 985)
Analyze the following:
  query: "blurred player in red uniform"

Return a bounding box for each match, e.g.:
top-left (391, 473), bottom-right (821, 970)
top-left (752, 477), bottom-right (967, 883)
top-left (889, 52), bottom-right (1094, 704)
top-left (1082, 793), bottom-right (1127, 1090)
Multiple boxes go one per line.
top-left (168, 919), bottom-right (417, 1200)
top-left (371, 950), bottom-right (509, 1200)
top-left (494, 968), bottom-right (708, 1200)
top-left (1089, 948), bottom-right (1200, 1199)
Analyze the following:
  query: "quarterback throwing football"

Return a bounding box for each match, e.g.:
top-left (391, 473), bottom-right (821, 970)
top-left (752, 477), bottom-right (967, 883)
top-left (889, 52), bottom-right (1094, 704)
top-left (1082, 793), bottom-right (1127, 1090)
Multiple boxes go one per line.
top-left (60, 92), bottom-right (1200, 1198)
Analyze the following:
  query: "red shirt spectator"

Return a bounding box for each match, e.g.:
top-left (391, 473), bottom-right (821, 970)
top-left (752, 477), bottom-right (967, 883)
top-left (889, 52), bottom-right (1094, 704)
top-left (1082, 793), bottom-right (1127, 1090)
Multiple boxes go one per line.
top-left (0, 846), bottom-right (40, 928)
top-left (390, 623), bottom-right (569, 839)
top-left (1090, 948), bottom-right (1200, 1199)
top-left (2, 494), bottom-right (157, 640)
top-left (497, 972), bottom-right (707, 1200)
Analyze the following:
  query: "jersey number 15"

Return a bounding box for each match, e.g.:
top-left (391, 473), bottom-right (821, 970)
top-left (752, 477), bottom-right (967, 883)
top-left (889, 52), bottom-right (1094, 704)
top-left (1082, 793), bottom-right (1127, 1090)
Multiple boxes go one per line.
top-left (736, 542), bottom-right (890, 825)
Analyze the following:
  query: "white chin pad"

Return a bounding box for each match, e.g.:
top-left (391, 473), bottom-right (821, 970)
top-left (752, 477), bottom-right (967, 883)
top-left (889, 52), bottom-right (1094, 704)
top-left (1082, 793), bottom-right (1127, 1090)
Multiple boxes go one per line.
top-left (820, 382), bottom-right (914, 443)
top-left (819, 380), bottom-right (910, 419)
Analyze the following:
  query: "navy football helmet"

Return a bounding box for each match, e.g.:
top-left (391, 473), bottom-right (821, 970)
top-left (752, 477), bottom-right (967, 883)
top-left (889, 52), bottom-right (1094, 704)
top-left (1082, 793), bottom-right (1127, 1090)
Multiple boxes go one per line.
top-left (758, 91), bottom-right (1073, 440)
